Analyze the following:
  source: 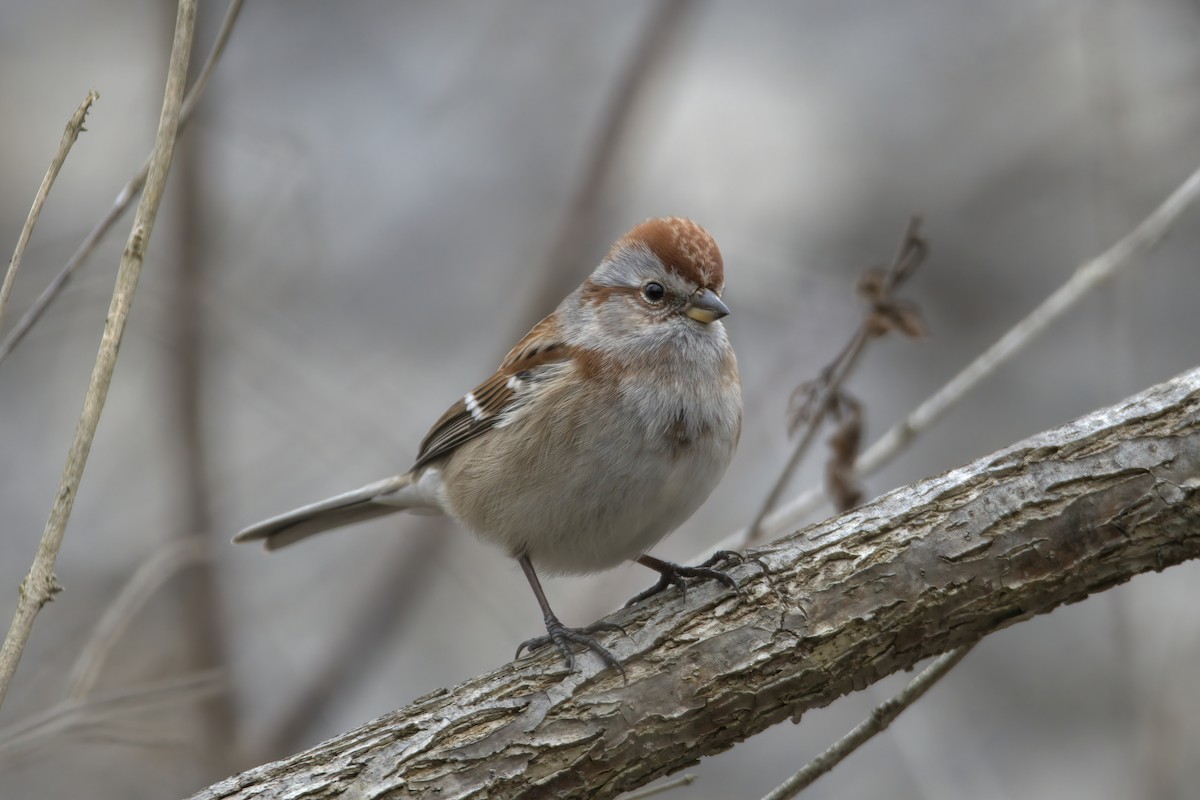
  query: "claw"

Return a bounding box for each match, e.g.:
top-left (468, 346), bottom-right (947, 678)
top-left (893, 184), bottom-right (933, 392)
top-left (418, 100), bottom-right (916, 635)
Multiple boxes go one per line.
top-left (699, 550), bottom-right (745, 571)
top-left (628, 552), bottom-right (744, 606)
top-left (516, 619), bottom-right (625, 675)
top-left (625, 570), bottom-right (686, 607)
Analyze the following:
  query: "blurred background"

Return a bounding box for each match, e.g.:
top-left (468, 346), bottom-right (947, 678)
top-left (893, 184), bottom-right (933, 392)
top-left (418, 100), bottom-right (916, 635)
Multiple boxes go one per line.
top-left (1, 1), bottom-right (1199, 798)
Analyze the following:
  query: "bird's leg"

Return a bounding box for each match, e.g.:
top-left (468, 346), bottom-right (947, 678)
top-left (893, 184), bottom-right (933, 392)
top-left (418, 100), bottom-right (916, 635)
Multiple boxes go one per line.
top-left (514, 554), bottom-right (624, 673)
top-left (626, 551), bottom-right (743, 607)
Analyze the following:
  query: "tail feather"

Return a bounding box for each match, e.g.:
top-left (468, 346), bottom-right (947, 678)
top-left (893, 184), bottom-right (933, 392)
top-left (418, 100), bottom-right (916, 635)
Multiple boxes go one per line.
top-left (234, 473), bottom-right (435, 551)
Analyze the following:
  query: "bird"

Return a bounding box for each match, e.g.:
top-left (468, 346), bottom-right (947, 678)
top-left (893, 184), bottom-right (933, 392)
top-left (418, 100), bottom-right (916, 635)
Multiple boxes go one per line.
top-left (234, 217), bottom-right (743, 672)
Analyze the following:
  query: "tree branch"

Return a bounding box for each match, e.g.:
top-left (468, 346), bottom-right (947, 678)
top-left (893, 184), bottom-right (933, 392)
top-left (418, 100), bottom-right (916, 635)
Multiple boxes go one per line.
top-left (0, 90), bottom-right (98, 333)
top-left (760, 643), bottom-right (975, 799)
top-left (191, 366), bottom-right (1200, 800)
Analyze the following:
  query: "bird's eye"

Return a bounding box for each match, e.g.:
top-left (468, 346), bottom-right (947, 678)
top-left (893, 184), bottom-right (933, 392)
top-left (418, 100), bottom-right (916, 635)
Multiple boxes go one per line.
top-left (642, 282), bottom-right (666, 303)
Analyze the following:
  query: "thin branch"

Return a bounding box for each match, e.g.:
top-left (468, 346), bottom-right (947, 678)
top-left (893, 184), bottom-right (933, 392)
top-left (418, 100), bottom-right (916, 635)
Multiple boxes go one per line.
top-left (761, 645), bottom-right (975, 800)
top-left (0, 539), bottom-right (217, 766)
top-left (0, 0), bottom-right (198, 712)
top-left (742, 327), bottom-right (869, 540)
top-left (168, 75), bottom-right (238, 766)
top-left (0, 670), bottom-right (225, 767)
top-left (710, 163), bottom-right (1200, 554)
top-left (742, 218), bottom-right (926, 546)
top-left (0, 0), bottom-right (244, 366)
top-left (520, 0), bottom-right (700, 326)
top-left (66, 537), bottom-right (209, 701)
top-left (622, 774), bottom-right (696, 799)
top-left (0, 91), bottom-right (98, 334)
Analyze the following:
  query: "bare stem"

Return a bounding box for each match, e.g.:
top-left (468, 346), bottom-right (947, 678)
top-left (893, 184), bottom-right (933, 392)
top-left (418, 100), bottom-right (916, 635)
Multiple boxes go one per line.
top-left (622, 774), bottom-right (697, 799)
top-left (0, 91), bottom-right (98, 333)
top-left (742, 217), bottom-right (925, 546)
top-left (0, 670), bottom-right (225, 767)
top-left (760, 645), bottom-right (975, 799)
top-left (0, 0), bottom-right (198, 712)
top-left (742, 326), bottom-right (871, 544)
top-left (519, 0), bottom-right (699, 327)
top-left (66, 538), bottom-right (209, 701)
top-left (0, 0), bottom-right (244, 366)
top-left (168, 72), bottom-right (239, 765)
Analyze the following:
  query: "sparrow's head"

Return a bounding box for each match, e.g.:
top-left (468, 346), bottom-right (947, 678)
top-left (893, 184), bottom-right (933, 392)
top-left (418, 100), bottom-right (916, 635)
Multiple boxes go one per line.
top-left (582, 217), bottom-right (730, 333)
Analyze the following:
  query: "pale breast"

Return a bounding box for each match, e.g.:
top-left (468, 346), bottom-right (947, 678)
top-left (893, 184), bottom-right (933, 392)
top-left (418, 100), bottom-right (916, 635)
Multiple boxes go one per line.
top-left (438, 349), bottom-right (741, 575)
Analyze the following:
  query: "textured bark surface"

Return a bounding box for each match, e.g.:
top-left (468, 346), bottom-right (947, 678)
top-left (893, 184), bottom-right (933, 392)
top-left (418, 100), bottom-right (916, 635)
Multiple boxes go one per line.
top-left (194, 368), bottom-right (1200, 800)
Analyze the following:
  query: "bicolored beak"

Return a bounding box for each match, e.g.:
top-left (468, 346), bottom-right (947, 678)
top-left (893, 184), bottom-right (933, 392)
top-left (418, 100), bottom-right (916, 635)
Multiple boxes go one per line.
top-left (685, 288), bottom-right (730, 324)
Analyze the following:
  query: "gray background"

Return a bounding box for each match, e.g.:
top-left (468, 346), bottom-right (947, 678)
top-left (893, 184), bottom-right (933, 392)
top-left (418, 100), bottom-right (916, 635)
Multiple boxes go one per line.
top-left (1, 1), bottom-right (1199, 798)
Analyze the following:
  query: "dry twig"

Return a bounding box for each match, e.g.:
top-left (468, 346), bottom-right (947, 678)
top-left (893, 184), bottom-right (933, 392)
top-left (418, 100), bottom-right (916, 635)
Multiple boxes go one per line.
top-left (66, 537), bottom-right (209, 701)
top-left (741, 221), bottom-right (932, 798)
top-left (521, 0), bottom-right (700, 323)
top-left (821, 392), bottom-right (865, 512)
top-left (0, 538), bottom-right (215, 766)
top-left (760, 645), bottom-right (975, 799)
top-left (742, 218), bottom-right (927, 545)
top-left (0, 0), bottom-right (198, 712)
top-left (166, 87), bottom-right (239, 767)
top-left (0, 670), bottom-right (224, 767)
top-left (0, 0), bottom-right (244, 366)
top-left (0, 91), bottom-right (98, 334)
top-left (622, 774), bottom-right (697, 799)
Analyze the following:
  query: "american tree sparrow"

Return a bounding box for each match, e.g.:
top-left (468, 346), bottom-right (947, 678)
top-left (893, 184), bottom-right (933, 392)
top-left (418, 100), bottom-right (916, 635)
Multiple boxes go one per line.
top-left (235, 217), bottom-right (743, 671)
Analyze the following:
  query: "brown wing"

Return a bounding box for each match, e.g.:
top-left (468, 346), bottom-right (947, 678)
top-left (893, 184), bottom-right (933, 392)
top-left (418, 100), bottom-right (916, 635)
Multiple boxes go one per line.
top-left (413, 371), bottom-right (517, 468)
top-left (412, 316), bottom-right (570, 469)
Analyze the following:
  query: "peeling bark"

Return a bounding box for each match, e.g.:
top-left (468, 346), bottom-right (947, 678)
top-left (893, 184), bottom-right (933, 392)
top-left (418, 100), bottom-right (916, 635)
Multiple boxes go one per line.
top-left (194, 367), bottom-right (1200, 800)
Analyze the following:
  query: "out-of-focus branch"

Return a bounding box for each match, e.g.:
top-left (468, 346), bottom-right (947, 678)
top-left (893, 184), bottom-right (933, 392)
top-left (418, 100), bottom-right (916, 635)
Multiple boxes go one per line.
top-left (519, 0), bottom-right (700, 327)
top-left (760, 644), bottom-right (975, 799)
top-left (167, 56), bottom-right (238, 766)
top-left (742, 218), bottom-right (926, 546)
top-left (0, 0), bottom-right (198, 712)
top-left (0, 670), bottom-right (225, 767)
top-left (66, 538), bottom-right (210, 701)
top-left (712, 163), bottom-right (1200, 554)
top-left (0, 538), bottom-right (217, 766)
top-left (623, 774), bottom-right (697, 799)
top-left (0, 91), bottom-right (98, 333)
top-left (0, 0), bottom-right (245, 366)
top-left (188, 367), bottom-right (1200, 800)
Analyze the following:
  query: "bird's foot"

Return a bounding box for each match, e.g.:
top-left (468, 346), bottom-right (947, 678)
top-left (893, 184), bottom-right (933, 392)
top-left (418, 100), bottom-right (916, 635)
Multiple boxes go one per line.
top-left (515, 617), bottom-right (625, 674)
top-left (626, 551), bottom-right (743, 607)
